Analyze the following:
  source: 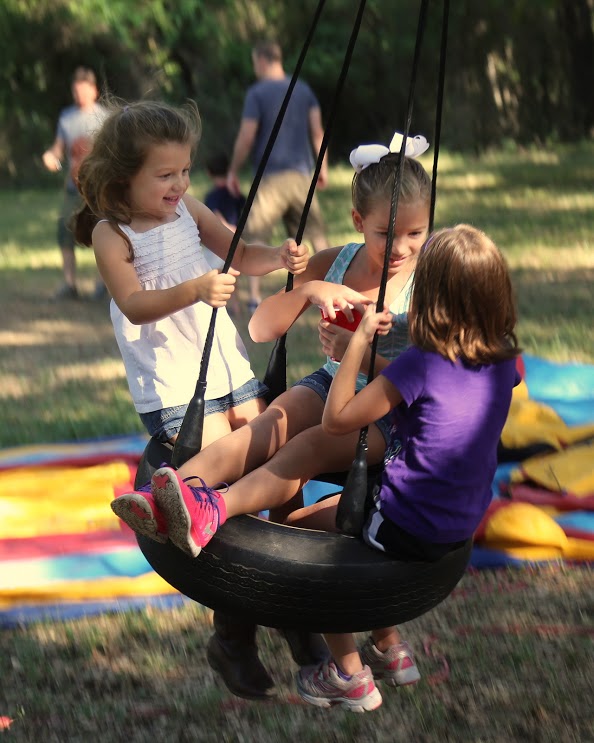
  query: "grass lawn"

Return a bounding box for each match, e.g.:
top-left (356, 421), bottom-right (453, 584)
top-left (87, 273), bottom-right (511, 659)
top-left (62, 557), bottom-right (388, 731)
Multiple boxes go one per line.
top-left (0, 144), bottom-right (593, 741)
top-left (1, 145), bottom-right (593, 447)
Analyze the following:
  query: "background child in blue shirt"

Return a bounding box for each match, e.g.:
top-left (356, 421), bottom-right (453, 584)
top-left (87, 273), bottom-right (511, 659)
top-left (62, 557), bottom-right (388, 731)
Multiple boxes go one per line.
top-left (203, 153), bottom-right (247, 315)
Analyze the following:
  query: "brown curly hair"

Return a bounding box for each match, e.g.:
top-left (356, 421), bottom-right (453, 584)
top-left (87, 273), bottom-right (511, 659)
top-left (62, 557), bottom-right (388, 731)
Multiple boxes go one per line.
top-left (74, 99), bottom-right (201, 257)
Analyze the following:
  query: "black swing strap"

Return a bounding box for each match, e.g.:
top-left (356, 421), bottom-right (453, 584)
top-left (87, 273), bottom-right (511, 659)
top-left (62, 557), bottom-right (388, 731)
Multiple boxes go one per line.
top-left (263, 0), bottom-right (369, 402)
top-left (336, 0), bottom-right (435, 535)
top-left (171, 0), bottom-right (327, 468)
top-left (429, 0), bottom-right (450, 232)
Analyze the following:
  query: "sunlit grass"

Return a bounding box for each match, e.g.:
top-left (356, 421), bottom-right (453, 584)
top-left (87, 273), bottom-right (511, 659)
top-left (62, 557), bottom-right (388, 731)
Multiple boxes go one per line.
top-left (0, 143), bottom-right (593, 446)
top-left (0, 147), bottom-right (592, 741)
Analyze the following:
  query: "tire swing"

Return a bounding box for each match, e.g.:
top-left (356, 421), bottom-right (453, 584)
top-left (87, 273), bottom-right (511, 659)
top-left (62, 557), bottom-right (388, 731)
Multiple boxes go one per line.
top-left (135, 0), bottom-right (472, 634)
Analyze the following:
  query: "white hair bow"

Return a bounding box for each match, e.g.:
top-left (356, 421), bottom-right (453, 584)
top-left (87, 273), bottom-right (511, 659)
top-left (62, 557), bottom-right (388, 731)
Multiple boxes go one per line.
top-left (349, 132), bottom-right (430, 173)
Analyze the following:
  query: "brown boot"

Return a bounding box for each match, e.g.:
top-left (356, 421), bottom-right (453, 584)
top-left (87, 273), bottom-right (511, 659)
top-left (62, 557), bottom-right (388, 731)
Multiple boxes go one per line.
top-left (207, 611), bottom-right (276, 700)
top-left (279, 628), bottom-right (330, 667)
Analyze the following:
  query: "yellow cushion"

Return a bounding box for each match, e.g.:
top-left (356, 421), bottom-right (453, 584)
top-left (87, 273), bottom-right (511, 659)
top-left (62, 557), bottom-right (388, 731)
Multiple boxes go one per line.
top-left (485, 503), bottom-right (569, 549)
top-left (519, 441), bottom-right (594, 496)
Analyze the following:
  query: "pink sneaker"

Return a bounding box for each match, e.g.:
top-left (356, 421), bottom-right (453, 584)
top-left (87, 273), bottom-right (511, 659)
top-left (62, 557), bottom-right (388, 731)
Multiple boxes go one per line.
top-left (296, 660), bottom-right (382, 712)
top-left (151, 467), bottom-right (227, 558)
top-left (359, 638), bottom-right (421, 686)
top-left (111, 484), bottom-right (168, 544)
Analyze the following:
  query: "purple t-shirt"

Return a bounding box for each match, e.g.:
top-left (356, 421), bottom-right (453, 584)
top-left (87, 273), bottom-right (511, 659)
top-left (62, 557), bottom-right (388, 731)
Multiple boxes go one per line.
top-left (380, 346), bottom-right (519, 543)
top-left (242, 77), bottom-right (319, 175)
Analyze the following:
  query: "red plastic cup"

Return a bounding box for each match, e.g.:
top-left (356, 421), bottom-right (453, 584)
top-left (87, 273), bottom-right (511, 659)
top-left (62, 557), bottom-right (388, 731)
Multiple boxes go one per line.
top-left (320, 306), bottom-right (363, 332)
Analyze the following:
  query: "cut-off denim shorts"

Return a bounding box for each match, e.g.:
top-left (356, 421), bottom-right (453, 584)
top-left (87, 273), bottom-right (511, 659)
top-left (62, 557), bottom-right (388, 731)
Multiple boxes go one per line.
top-left (139, 377), bottom-right (269, 443)
top-left (294, 367), bottom-right (392, 445)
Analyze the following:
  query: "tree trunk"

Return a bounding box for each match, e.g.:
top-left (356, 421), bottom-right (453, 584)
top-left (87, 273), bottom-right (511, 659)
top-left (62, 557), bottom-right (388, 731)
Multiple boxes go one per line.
top-left (557, 0), bottom-right (594, 137)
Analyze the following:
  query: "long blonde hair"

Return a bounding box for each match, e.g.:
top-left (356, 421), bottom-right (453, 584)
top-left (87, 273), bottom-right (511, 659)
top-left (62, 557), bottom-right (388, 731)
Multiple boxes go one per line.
top-left (74, 99), bottom-right (201, 257)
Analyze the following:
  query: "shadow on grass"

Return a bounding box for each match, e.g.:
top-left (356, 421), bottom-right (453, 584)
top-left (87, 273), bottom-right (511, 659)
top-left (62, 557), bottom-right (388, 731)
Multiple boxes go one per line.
top-left (0, 566), bottom-right (592, 742)
top-left (436, 145), bottom-right (594, 250)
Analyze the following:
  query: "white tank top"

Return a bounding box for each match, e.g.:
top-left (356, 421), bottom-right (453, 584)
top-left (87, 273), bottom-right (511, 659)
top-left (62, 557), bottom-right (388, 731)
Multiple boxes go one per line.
top-left (109, 199), bottom-right (253, 413)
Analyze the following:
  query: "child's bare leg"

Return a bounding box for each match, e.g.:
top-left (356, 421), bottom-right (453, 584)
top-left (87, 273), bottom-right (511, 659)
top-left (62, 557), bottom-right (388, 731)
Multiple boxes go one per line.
top-left (224, 396), bottom-right (268, 509)
top-left (175, 386), bottom-right (324, 486)
top-left (226, 396), bottom-right (267, 430)
top-left (268, 490), bottom-right (304, 524)
top-left (284, 494), bottom-right (341, 531)
top-left (188, 398), bottom-right (268, 450)
top-left (371, 627), bottom-right (402, 650)
top-left (162, 396), bottom-right (265, 448)
top-left (222, 423), bottom-right (385, 518)
top-left (323, 633), bottom-right (363, 675)
top-left (201, 413), bottom-right (233, 449)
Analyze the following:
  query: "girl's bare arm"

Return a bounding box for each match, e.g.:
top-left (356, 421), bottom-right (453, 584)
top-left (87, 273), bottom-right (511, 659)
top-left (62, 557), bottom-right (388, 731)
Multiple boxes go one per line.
top-left (248, 248), bottom-right (375, 343)
top-left (323, 307), bottom-right (401, 435)
top-left (92, 222), bottom-right (236, 324)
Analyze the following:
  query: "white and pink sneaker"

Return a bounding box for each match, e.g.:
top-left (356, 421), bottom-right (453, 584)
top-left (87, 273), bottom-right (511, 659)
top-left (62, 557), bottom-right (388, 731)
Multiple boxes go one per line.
top-left (297, 660), bottom-right (382, 712)
top-left (359, 638), bottom-right (421, 686)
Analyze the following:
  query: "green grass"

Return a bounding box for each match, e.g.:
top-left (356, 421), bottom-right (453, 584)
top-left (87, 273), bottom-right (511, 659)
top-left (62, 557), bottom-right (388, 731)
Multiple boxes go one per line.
top-left (1, 565), bottom-right (591, 741)
top-left (1, 144), bottom-right (593, 447)
top-left (0, 145), bottom-right (593, 740)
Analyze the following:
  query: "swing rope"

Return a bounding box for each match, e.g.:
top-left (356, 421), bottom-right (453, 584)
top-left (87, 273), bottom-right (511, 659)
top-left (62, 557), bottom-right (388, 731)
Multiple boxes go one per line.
top-left (429, 0), bottom-right (450, 232)
top-left (337, 0), bottom-right (450, 535)
top-left (171, 0), bottom-right (327, 468)
top-left (263, 0), bottom-right (368, 403)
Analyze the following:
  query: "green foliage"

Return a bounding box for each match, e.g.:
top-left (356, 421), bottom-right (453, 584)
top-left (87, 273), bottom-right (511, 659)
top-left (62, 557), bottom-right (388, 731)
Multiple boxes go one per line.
top-left (0, 0), bottom-right (593, 184)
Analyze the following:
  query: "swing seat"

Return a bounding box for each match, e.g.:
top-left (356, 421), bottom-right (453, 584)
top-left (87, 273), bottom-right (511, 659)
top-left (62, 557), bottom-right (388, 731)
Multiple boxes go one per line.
top-left (134, 437), bottom-right (472, 633)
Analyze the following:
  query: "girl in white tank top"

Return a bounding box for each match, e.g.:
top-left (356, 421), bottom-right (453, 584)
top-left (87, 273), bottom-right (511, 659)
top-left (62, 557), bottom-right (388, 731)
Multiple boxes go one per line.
top-left (75, 99), bottom-right (309, 447)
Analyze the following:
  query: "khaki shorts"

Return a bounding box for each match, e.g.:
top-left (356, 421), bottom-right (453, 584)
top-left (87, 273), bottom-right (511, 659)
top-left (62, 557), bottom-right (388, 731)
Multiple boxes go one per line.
top-left (244, 171), bottom-right (326, 246)
top-left (57, 188), bottom-right (84, 250)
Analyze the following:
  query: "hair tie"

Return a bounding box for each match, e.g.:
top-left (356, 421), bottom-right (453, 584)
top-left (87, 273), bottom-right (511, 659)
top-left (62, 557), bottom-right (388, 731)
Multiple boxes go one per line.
top-left (123, 105), bottom-right (129, 113)
top-left (349, 131), bottom-right (430, 173)
top-left (421, 233), bottom-right (436, 254)
top-left (421, 227), bottom-right (452, 253)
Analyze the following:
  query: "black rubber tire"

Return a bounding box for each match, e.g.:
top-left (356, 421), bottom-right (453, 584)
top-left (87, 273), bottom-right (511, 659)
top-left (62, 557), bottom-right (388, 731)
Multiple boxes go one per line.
top-left (135, 437), bottom-right (471, 633)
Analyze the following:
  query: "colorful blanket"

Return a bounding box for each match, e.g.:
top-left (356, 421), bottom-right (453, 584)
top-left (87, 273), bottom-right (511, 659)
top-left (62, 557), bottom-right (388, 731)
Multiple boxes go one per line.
top-left (1, 355), bottom-right (592, 626)
top-left (472, 355), bottom-right (594, 567)
top-left (0, 436), bottom-right (185, 627)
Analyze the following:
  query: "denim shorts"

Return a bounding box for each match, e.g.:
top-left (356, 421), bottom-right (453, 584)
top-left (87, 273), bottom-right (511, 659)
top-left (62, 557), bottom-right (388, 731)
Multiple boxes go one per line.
top-left (294, 368), bottom-right (392, 445)
top-left (139, 377), bottom-right (268, 443)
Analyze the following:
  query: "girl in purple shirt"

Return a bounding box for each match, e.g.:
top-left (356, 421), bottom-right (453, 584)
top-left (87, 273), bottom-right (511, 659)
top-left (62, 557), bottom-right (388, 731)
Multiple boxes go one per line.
top-left (292, 223), bottom-right (521, 711)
